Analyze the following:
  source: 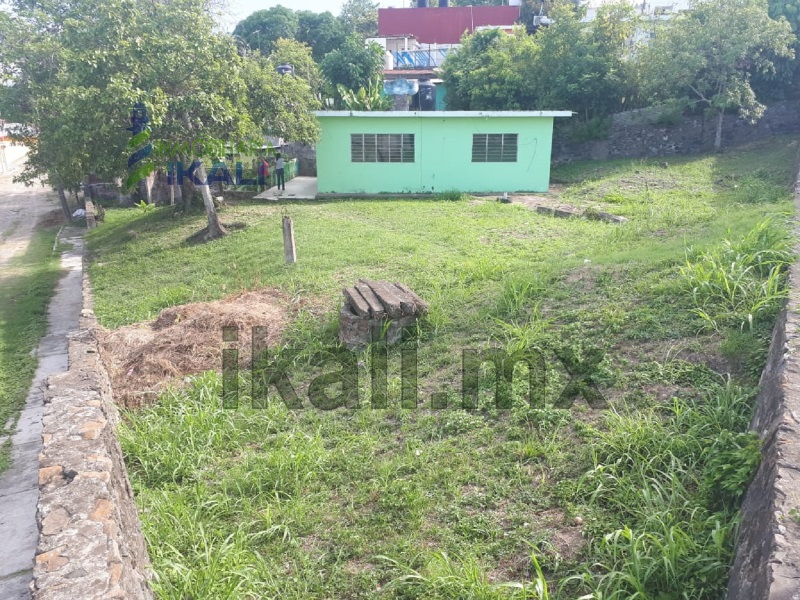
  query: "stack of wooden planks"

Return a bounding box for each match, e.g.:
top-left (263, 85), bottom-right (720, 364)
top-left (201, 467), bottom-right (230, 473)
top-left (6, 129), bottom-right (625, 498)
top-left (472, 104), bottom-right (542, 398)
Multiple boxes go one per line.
top-left (342, 279), bottom-right (428, 320)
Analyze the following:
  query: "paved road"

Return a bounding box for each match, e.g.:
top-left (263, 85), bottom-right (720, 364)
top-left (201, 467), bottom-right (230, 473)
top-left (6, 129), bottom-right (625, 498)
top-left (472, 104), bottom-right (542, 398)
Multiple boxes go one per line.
top-left (0, 147), bottom-right (57, 267)
top-left (0, 149), bottom-right (84, 599)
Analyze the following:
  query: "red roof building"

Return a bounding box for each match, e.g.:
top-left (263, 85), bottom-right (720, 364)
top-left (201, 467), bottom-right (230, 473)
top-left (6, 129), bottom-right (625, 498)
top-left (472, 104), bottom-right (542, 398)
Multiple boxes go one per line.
top-left (378, 6), bottom-right (522, 45)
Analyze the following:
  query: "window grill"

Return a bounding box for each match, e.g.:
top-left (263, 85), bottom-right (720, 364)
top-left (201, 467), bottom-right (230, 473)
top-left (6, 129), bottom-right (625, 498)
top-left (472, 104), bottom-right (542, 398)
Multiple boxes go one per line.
top-left (351, 134), bottom-right (415, 163)
top-left (471, 133), bottom-right (518, 163)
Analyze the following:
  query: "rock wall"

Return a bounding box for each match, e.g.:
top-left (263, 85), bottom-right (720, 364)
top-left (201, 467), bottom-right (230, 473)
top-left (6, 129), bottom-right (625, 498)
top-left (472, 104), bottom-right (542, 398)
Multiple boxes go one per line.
top-left (283, 142), bottom-right (317, 177)
top-left (552, 101), bottom-right (800, 164)
top-left (32, 277), bottom-right (153, 599)
top-left (726, 159), bottom-right (800, 600)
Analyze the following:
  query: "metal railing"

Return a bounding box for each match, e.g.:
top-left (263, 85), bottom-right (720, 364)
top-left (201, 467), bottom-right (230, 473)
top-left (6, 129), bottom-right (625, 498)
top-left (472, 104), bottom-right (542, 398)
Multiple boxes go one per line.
top-left (391, 48), bottom-right (452, 69)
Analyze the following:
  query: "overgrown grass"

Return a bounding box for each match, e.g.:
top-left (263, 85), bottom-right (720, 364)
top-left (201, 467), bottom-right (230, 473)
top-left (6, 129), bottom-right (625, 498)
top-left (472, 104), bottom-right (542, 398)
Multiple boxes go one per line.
top-left (0, 227), bottom-right (62, 472)
top-left (680, 218), bottom-right (792, 330)
top-left (97, 137), bottom-right (799, 599)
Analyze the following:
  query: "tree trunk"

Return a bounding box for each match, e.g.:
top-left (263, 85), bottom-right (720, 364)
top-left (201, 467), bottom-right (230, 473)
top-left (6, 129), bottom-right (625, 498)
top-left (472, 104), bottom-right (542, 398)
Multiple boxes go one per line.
top-left (195, 161), bottom-right (227, 239)
top-left (714, 110), bottom-right (724, 152)
top-left (170, 154), bottom-right (181, 207)
top-left (143, 172), bottom-right (153, 204)
top-left (180, 153), bottom-right (193, 212)
top-left (56, 185), bottom-right (71, 221)
top-left (85, 174), bottom-right (95, 200)
top-left (173, 175), bottom-right (182, 206)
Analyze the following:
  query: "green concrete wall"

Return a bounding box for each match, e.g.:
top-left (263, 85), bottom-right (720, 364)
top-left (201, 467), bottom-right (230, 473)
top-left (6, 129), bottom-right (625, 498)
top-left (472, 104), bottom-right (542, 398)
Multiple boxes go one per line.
top-left (316, 115), bottom-right (556, 194)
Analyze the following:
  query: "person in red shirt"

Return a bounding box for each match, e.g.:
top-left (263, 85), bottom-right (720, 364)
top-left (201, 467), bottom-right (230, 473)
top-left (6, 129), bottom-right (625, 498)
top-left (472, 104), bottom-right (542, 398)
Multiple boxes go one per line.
top-left (258, 155), bottom-right (270, 191)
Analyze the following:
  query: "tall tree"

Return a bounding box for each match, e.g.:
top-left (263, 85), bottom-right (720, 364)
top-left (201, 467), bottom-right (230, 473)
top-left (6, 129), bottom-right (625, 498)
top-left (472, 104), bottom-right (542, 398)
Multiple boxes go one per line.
top-left (754, 0), bottom-right (800, 101)
top-left (0, 0), bottom-right (141, 218)
top-left (140, 0), bottom-right (258, 238)
top-left (441, 28), bottom-right (539, 110)
top-left (245, 54), bottom-right (321, 144)
top-left (233, 5), bottom-right (299, 57)
top-left (0, 0), bottom-right (268, 238)
top-left (339, 0), bottom-right (379, 38)
top-left (641, 0), bottom-right (794, 150)
top-left (270, 38), bottom-right (324, 97)
top-left (530, 2), bottom-right (623, 119)
top-left (769, 0), bottom-right (800, 31)
top-left (320, 36), bottom-right (385, 104)
top-left (441, 3), bottom-right (629, 117)
top-left (296, 10), bottom-right (347, 61)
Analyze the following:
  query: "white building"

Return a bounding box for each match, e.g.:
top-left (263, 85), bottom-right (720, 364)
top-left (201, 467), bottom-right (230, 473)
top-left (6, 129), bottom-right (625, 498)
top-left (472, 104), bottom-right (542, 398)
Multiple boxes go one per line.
top-left (582, 0), bottom-right (692, 21)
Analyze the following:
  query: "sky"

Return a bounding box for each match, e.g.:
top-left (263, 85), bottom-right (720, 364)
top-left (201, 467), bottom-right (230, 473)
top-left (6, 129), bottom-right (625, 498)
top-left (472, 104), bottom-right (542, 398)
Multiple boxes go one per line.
top-left (223, 0), bottom-right (407, 30)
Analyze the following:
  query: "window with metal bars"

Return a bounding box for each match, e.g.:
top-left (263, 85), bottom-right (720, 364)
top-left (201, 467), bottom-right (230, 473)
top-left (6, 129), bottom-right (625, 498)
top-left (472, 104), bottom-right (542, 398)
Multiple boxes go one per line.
top-left (471, 134), bottom-right (518, 163)
top-left (350, 134), bottom-right (415, 163)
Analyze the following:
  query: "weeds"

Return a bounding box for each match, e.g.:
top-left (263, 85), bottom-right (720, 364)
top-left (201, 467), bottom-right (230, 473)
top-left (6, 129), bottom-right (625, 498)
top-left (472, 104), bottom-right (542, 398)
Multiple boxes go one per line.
top-left (435, 190), bottom-right (470, 202)
top-left (680, 219), bottom-right (792, 330)
top-left (379, 551), bottom-right (549, 599)
top-left (135, 199), bottom-right (157, 213)
top-left (496, 272), bottom-right (553, 320)
top-left (102, 138), bottom-right (798, 599)
top-left (494, 305), bottom-right (549, 357)
top-left (571, 383), bottom-right (758, 599)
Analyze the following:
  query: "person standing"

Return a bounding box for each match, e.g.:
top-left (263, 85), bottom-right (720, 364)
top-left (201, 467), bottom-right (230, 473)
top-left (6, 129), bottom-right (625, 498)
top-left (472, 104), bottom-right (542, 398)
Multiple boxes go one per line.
top-left (258, 155), bottom-right (270, 191)
top-left (275, 152), bottom-right (285, 191)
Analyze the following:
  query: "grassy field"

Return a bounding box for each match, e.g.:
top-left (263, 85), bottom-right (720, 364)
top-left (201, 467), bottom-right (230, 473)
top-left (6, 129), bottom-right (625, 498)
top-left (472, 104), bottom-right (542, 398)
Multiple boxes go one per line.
top-left (88, 137), bottom-right (797, 599)
top-left (0, 228), bottom-right (63, 472)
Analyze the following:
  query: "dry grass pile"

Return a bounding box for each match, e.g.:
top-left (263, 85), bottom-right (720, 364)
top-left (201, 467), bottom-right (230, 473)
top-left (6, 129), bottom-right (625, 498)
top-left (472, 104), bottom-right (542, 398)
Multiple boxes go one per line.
top-left (100, 289), bottom-right (289, 407)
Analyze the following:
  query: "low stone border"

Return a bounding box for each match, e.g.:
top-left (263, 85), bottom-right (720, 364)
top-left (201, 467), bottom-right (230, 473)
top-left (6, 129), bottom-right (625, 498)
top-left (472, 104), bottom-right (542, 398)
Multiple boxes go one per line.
top-left (726, 168), bottom-right (800, 599)
top-left (533, 204), bottom-right (628, 224)
top-left (32, 276), bottom-right (153, 599)
top-left (84, 200), bottom-right (96, 229)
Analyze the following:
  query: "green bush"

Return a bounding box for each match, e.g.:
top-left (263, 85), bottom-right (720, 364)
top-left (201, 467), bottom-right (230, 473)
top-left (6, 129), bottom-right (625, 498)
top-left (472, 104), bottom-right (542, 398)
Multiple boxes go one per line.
top-left (654, 107), bottom-right (684, 126)
top-left (571, 117), bottom-right (612, 143)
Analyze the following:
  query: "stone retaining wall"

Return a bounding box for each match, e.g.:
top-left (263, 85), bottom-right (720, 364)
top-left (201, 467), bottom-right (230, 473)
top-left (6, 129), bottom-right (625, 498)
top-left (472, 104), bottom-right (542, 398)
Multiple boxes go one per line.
top-left (726, 159), bottom-right (800, 600)
top-left (283, 142), bottom-right (317, 177)
top-left (32, 276), bottom-right (153, 599)
top-left (552, 101), bottom-right (800, 164)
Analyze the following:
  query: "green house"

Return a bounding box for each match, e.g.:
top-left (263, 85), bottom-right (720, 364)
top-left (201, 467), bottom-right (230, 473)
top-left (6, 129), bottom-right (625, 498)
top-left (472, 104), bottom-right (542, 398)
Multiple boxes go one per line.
top-left (315, 111), bottom-right (572, 195)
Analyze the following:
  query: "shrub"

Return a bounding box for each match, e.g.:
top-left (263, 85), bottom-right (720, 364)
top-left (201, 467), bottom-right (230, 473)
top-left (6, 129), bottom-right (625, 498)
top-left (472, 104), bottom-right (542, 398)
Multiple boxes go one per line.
top-left (571, 117), bottom-right (612, 143)
top-left (679, 219), bottom-right (792, 330)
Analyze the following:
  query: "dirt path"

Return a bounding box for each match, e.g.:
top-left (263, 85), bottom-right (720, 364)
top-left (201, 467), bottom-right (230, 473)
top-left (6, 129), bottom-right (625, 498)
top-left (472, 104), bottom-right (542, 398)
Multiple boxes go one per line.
top-left (0, 148), bottom-right (57, 268)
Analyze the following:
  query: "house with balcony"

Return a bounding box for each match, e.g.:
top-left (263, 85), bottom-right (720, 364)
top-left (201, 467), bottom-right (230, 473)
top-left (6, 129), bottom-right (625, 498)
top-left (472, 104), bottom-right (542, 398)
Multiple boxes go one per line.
top-left (374, 3), bottom-right (523, 111)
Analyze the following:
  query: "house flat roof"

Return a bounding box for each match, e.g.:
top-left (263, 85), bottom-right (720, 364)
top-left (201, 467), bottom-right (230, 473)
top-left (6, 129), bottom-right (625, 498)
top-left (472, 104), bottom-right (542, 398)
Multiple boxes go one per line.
top-left (316, 111), bottom-right (573, 118)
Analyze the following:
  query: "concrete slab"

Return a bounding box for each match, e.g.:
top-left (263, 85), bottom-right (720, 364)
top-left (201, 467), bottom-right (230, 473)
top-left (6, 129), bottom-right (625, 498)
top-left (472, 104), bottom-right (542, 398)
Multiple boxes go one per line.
top-left (0, 229), bottom-right (84, 600)
top-left (253, 176), bottom-right (317, 201)
top-left (0, 572), bottom-right (33, 600)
